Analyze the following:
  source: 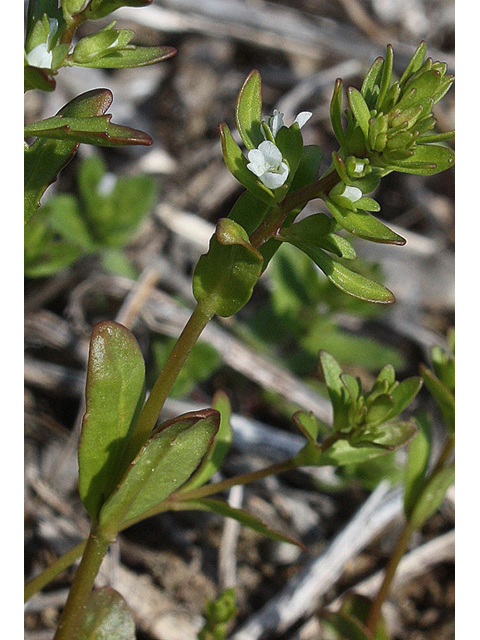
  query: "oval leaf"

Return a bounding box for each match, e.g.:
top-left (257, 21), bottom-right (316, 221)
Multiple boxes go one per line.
top-left (409, 463), bottom-right (455, 529)
top-left (79, 321), bottom-right (146, 519)
top-left (404, 413), bottom-right (431, 518)
top-left (101, 410), bottom-right (220, 528)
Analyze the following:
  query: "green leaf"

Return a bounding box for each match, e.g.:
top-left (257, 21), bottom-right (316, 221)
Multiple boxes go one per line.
top-left (76, 587), bottom-right (135, 640)
top-left (282, 237), bottom-right (395, 303)
top-left (330, 79), bottom-right (346, 144)
top-left (290, 144), bottom-right (324, 192)
top-left (292, 411), bottom-right (323, 444)
top-left (388, 143), bottom-right (454, 175)
top-left (361, 57), bottom-right (383, 109)
top-left (387, 376), bottom-right (423, 419)
top-left (347, 87), bottom-right (371, 140)
top-left (420, 365), bottom-right (455, 433)
top-left (376, 44), bottom-right (393, 111)
top-left (85, 0), bottom-right (152, 20)
top-left (27, 1), bottom-right (63, 40)
top-left (181, 391), bottom-right (233, 491)
top-left (275, 124), bottom-right (304, 184)
top-left (228, 190), bottom-right (271, 235)
top-left (219, 123), bottom-right (276, 206)
top-left (24, 114), bottom-right (152, 147)
top-left (193, 218), bottom-right (264, 317)
top-left (404, 413), bottom-right (431, 519)
top-left (408, 463), bottom-right (455, 529)
top-left (280, 214), bottom-right (357, 260)
top-left (235, 70), bottom-right (263, 150)
top-left (320, 351), bottom-right (351, 430)
top-left (400, 41), bottom-right (428, 86)
top-left (24, 65), bottom-right (56, 92)
top-left (46, 193), bottom-right (96, 250)
top-left (364, 394), bottom-right (395, 427)
top-left (176, 498), bottom-right (305, 548)
top-left (300, 420), bottom-right (417, 467)
top-left (78, 321), bottom-right (146, 519)
top-left (25, 89), bottom-right (114, 222)
top-left (324, 196), bottom-right (405, 245)
top-left (101, 410), bottom-right (220, 528)
top-left (74, 46), bottom-right (176, 68)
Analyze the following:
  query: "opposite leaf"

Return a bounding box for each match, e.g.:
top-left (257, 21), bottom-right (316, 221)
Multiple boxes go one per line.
top-left (79, 321), bottom-right (146, 519)
top-left (235, 70), bottom-right (263, 150)
top-left (102, 411), bottom-right (220, 529)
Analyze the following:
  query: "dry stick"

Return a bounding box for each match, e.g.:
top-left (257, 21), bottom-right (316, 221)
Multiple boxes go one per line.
top-left (219, 485), bottom-right (244, 591)
top-left (230, 482), bottom-right (403, 640)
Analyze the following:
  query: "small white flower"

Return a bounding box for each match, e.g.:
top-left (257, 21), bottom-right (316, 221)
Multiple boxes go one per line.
top-left (340, 185), bottom-right (363, 203)
top-left (263, 109), bottom-right (312, 138)
top-left (247, 140), bottom-right (289, 189)
top-left (26, 43), bottom-right (53, 69)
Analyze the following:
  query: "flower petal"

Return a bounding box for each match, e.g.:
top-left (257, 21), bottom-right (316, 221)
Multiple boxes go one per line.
top-left (258, 140), bottom-right (283, 168)
top-left (294, 112), bottom-right (312, 128)
top-left (260, 162), bottom-right (289, 189)
top-left (247, 148), bottom-right (268, 176)
top-left (27, 43), bottom-right (53, 69)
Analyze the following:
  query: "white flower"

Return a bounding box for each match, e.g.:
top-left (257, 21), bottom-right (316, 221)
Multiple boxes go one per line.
top-left (26, 43), bottom-right (53, 69)
top-left (247, 140), bottom-right (289, 189)
top-left (263, 109), bottom-right (312, 138)
top-left (340, 185), bottom-right (362, 203)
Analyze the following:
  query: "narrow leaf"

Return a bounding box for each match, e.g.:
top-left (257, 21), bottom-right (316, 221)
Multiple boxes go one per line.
top-left (74, 46), bottom-right (176, 68)
top-left (404, 413), bottom-right (431, 518)
top-left (283, 237), bottom-right (395, 303)
top-left (376, 44), bottom-right (393, 110)
top-left (409, 464), bottom-right (455, 529)
top-left (420, 365), bottom-right (455, 433)
top-left (177, 498), bottom-right (305, 549)
top-left (324, 196), bottom-right (406, 245)
top-left (389, 143), bottom-right (454, 175)
top-left (347, 87), bottom-right (371, 139)
top-left (235, 70), bottom-right (263, 149)
top-left (330, 78), bottom-right (346, 144)
top-left (79, 321), bottom-right (146, 519)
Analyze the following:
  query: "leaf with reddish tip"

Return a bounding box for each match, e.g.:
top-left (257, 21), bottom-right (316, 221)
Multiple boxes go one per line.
top-left (24, 114), bottom-right (152, 147)
top-left (74, 46), bottom-right (177, 69)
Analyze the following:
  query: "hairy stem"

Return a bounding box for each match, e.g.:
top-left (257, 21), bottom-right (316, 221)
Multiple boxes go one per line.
top-left (52, 527), bottom-right (113, 640)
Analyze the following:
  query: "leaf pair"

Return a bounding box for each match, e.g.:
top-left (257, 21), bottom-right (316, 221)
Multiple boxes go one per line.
top-left (78, 322), bottom-right (221, 531)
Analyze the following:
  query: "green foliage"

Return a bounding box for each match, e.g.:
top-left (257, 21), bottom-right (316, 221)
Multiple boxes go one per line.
top-left (100, 410), bottom-right (220, 529)
top-left (292, 352), bottom-right (421, 468)
top-left (193, 218), bottom-right (264, 317)
top-left (25, 155), bottom-right (156, 277)
top-left (198, 588), bottom-right (237, 640)
top-left (76, 587), bottom-right (136, 640)
top-left (78, 321), bottom-right (146, 519)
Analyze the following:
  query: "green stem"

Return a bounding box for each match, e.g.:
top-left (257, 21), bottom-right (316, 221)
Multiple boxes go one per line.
top-left (128, 300), bottom-right (215, 453)
top-left (365, 519), bottom-right (415, 634)
top-left (24, 540), bottom-right (87, 603)
top-left (53, 527), bottom-right (113, 640)
top-left (173, 457), bottom-right (297, 502)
